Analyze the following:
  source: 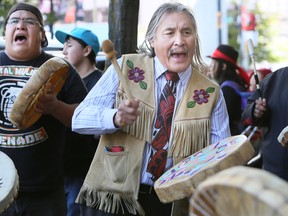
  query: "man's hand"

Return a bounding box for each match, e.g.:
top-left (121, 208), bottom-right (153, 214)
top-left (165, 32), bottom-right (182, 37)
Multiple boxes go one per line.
top-left (253, 98), bottom-right (267, 119)
top-left (34, 82), bottom-right (59, 115)
top-left (114, 98), bottom-right (140, 127)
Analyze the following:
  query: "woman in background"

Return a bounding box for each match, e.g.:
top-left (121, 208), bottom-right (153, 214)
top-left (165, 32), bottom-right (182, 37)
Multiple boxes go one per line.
top-left (208, 44), bottom-right (249, 135)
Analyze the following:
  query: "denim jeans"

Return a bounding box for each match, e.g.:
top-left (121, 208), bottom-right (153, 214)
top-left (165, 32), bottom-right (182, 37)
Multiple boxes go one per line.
top-left (64, 177), bottom-right (84, 216)
top-left (0, 186), bottom-right (66, 216)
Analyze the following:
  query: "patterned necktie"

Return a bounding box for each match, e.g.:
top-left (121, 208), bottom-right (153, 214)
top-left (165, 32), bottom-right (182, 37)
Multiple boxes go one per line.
top-left (147, 71), bottom-right (179, 180)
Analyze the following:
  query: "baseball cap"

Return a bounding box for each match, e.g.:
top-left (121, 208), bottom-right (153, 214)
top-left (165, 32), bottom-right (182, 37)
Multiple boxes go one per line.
top-left (4, 2), bottom-right (48, 47)
top-left (55, 28), bottom-right (100, 56)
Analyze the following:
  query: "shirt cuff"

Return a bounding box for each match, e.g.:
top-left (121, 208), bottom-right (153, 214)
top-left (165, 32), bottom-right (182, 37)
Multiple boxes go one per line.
top-left (104, 109), bottom-right (118, 129)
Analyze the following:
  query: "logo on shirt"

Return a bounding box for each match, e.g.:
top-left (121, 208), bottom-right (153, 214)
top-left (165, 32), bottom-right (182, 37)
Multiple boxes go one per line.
top-left (0, 65), bottom-right (48, 148)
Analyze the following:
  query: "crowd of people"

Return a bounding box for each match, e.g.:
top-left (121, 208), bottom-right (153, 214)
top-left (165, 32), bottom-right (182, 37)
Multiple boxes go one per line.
top-left (0, 1), bottom-right (287, 216)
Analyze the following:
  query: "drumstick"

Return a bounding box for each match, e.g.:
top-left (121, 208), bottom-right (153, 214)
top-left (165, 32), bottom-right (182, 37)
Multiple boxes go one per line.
top-left (102, 39), bottom-right (133, 100)
top-left (247, 39), bottom-right (262, 98)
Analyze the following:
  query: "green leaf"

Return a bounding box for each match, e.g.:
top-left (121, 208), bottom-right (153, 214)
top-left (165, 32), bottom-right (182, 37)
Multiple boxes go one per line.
top-left (206, 87), bottom-right (215, 93)
top-left (127, 60), bottom-right (134, 69)
top-left (139, 81), bottom-right (147, 90)
top-left (187, 101), bottom-right (196, 108)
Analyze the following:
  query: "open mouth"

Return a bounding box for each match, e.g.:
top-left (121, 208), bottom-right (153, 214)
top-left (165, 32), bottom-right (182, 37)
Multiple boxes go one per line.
top-left (15, 35), bottom-right (27, 42)
top-left (171, 53), bottom-right (186, 58)
top-left (170, 48), bottom-right (188, 58)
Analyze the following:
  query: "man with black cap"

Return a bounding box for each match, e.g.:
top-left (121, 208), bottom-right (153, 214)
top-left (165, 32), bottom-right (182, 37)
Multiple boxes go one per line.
top-left (0, 2), bottom-right (87, 216)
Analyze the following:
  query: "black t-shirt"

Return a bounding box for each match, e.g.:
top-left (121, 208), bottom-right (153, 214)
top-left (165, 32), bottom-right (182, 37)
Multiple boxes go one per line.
top-left (83, 69), bottom-right (103, 91)
top-left (64, 69), bottom-right (103, 178)
top-left (0, 51), bottom-right (87, 192)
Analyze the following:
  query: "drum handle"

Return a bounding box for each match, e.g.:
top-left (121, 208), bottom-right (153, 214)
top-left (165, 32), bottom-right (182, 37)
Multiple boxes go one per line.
top-left (102, 39), bottom-right (133, 100)
top-left (241, 125), bottom-right (258, 141)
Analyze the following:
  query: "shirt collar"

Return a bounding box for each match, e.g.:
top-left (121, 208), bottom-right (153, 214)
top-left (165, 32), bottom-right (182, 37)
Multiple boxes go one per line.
top-left (154, 56), bottom-right (192, 85)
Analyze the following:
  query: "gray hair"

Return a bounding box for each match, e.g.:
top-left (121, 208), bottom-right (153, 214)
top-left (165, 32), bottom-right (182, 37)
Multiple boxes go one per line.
top-left (138, 2), bottom-right (208, 74)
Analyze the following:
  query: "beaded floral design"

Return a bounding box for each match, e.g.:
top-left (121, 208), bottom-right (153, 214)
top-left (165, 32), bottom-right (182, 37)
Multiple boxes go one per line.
top-left (126, 59), bottom-right (147, 90)
top-left (187, 87), bottom-right (215, 108)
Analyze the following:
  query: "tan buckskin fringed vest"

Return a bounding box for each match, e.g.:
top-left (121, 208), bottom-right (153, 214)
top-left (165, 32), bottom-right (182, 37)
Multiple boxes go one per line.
top-left (76, 54), bottom-right (220, 216)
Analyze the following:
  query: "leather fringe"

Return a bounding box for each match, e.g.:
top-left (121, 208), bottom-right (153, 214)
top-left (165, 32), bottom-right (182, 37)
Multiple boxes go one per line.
top-left (169, 120), bottom-right (210, 157)
top-left (117, 92), bottom-right (155, 143)
top-left (76, 185), bottom-right (145, 215)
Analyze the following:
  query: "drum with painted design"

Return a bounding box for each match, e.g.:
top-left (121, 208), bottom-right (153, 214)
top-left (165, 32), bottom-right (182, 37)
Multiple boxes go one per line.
top-left (154, 135), bottom-right (255, 203)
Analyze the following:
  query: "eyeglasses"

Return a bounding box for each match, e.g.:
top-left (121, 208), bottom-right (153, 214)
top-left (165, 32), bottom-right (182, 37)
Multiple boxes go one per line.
top-left (7, 18), bottom-right (42, 27)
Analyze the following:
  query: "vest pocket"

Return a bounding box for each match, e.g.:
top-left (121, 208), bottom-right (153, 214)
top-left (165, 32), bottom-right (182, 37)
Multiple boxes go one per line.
top-left (104, 147), bottom-right (128, 183)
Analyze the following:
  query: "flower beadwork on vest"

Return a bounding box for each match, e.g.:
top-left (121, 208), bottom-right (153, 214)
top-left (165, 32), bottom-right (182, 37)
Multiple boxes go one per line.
top-left (126, 59), bottom-right (147, 90)
top-left (187, 87), bottom-right (215, 108)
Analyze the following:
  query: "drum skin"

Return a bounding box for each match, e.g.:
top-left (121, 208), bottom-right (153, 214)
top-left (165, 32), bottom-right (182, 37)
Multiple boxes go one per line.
top-left (0, 151), bottom-right (19, 214)
top-left (154, 135), bottom-right (255, 203)
top-left (9, 57), bottom-right (69, 130)
top-left (190, 166), bottom-right (288, 216)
